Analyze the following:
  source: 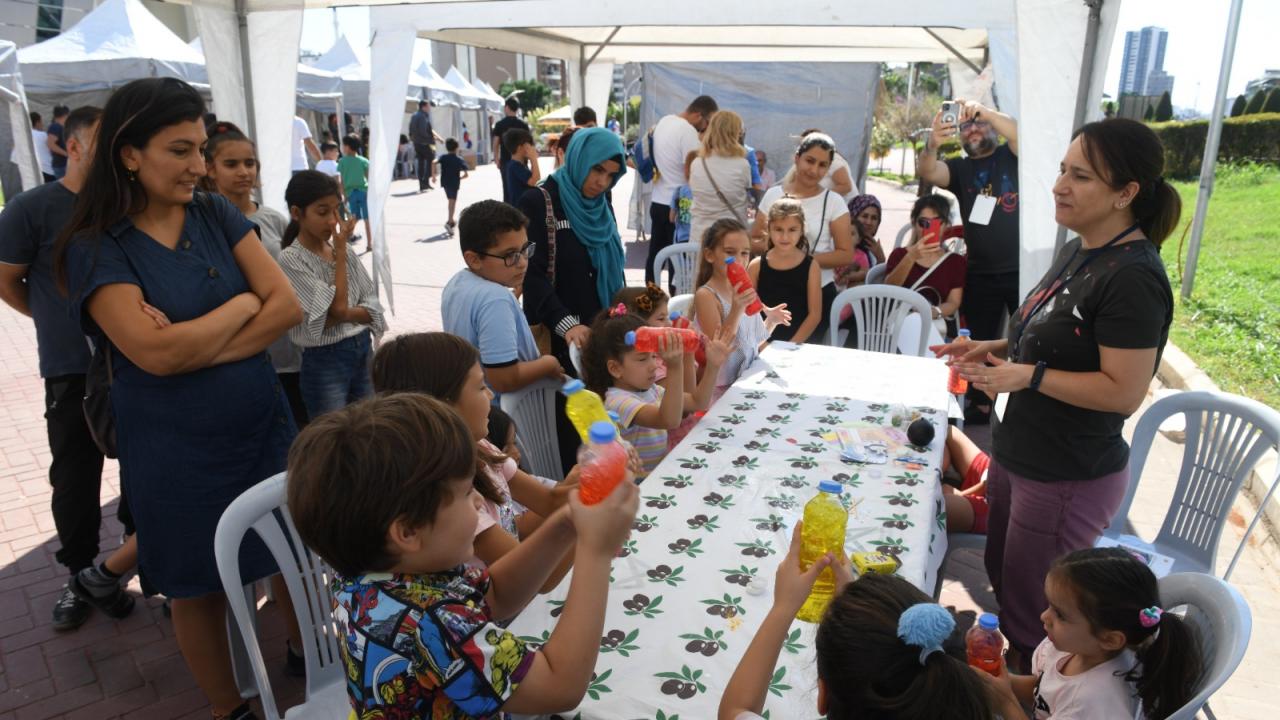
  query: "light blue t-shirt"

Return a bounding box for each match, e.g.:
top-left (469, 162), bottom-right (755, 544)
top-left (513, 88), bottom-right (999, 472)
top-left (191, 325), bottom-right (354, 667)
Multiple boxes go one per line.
top-left (442, 269), bottom-right (540, 376)
top-left (671, 185), bottom-right (694, 244)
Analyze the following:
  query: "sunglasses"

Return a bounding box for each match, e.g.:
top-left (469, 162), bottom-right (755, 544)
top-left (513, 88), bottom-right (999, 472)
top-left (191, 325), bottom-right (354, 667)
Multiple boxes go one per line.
top-left (477, 241), bottom-right (535, 267)
top-left (916, 217), bottom-right (941, 229)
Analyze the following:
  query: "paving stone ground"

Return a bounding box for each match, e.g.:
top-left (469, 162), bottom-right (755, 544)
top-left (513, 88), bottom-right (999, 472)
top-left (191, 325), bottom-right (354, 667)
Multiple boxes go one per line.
top-left (1, 165), bottom-right (1275, 718)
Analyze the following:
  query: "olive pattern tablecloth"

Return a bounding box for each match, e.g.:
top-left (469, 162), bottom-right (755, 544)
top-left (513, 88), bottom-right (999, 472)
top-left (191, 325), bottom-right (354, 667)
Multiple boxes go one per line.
top-left (509, 343), bottom-right (952, 720)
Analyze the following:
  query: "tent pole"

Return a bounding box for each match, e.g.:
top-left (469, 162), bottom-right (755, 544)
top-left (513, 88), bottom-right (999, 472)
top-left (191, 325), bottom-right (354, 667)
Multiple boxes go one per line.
top-left (235, 0), bottom-right (256, 138)
top-left (585, 26), bottom-right (621, 68)
top-left (1054, 0), bottom-right (1103, 252)
top-left (922, 27), bottom-right (981, 75)
top-left (1182, 0), bottom-right (1244, 299)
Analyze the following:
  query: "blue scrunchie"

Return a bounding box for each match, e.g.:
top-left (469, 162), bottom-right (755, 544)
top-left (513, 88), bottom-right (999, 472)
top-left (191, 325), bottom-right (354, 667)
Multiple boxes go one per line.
top-left (897, 603), bottom-right (955, 665)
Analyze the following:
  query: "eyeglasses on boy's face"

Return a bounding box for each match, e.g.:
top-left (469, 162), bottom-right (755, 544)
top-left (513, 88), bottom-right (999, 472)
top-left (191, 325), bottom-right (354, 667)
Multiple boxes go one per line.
top-left (478, 241), bottom-right (535, 267)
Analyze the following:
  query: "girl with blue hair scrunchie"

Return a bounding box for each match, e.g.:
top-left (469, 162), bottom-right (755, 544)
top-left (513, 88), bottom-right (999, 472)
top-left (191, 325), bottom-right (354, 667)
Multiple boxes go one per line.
top-left (720, 523), bottom-right (999, 720)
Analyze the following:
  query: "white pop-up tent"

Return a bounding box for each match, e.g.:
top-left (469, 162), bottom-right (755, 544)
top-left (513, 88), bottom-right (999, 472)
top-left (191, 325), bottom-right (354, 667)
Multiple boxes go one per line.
top-left (0, 40), bottom-right (40, 198)
top-left (190, 0), bottom-right (1121, 310)
top-left (18, 0), bottom-right (207, 107)
top-left (190, 36), bottom-right (343, 114)
top-left (471, 78), bottom-right (506, 115)
top-left (311, 34), bottom-right (429, 116)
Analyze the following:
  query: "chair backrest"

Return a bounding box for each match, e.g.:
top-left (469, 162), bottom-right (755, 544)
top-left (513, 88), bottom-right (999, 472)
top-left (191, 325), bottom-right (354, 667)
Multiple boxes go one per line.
top-left (668, 292), bottom-right (694, 319)
top-left (214, 472), bottom-right (344, 720)
top-left (829, 284), bottom-right (932, 356)
top-left (894, 221), bottom-right (912, 249)
top-left (652, 243), bottom-right (701, 297)
top-left (865, 262), bottom-right (887, 285)
top-left (1114, 390), bottom-right (1280, 579)
top-left (499, 378), bottom-right (566, 480)
top-left (1159, 572), bottom-right (1252, 720)
top-left (568, 342), bottom-right (585, 377)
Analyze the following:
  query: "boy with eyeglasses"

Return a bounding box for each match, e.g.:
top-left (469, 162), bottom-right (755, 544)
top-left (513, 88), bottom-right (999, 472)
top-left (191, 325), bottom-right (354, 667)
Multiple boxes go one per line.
top-left (442, 200), bottom-right (564, 401)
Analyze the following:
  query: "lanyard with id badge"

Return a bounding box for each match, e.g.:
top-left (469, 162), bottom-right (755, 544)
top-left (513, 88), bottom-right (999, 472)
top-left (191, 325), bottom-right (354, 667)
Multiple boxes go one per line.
top-left (969, 157), bottom-right (998, 226)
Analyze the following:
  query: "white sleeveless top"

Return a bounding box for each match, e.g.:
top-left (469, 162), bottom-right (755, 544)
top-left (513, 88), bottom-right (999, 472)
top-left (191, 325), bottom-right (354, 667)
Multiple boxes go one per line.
top-left (696, 285), bottom-right (768, 388)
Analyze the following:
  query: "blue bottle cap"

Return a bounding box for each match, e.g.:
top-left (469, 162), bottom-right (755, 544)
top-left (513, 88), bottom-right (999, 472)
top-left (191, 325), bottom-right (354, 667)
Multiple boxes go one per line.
top-left (978, 612), bottom-right (999, 630)
top-left (724, 257), bottom-right (736, 265)
top-left (562, 379), bottom-right (585, 394)
top-left (818, 479), bottom-right (844, 494)
top-left (624, 330), bottom-right (637, 346)
top-left (607, 411), bottom-right (620, 424)
top-left (588, 421), bottom-right (617, 444)
top-left (958, 328), bottom-right (972, 338)
top-left (670, 311), bottom-right (682, 321)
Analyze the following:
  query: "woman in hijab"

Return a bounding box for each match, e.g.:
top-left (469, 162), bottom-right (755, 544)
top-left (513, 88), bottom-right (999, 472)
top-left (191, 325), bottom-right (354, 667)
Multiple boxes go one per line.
top-left (520, 127), bottom-right (627, 467)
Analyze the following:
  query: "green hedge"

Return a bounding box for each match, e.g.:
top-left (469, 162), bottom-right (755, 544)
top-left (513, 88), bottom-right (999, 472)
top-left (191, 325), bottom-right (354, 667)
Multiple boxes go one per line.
top-left (1150, 113), bottom-right (1280, 178)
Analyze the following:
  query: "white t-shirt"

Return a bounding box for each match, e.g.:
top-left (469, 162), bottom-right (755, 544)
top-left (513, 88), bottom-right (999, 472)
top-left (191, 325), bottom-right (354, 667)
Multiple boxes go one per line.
top-left (1031, 637), bottom-right (1142, 720)
top-left (291, 116), bottom-right (313, 171)
top-left (758, 185), bottom-right (850, 286)
top-left (689, 153), bottom-right (752, 248)
top-left (819, 152), bottom-right (856, 202)
top-left (32, 130), bottom-right (53, 176)
top-left (651, 114), bottom-right (701, 204)
top-left (314, 158), bottom-right (339, 177)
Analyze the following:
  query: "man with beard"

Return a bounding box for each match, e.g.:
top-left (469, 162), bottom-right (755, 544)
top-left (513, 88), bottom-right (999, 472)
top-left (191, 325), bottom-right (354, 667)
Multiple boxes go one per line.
top-left (918, 99), bottom-right (1019, 424)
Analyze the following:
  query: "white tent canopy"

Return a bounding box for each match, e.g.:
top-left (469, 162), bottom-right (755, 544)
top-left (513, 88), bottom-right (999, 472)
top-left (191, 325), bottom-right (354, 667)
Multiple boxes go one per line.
top-left (414, 63), bottom-right (461, 108)
top-left (0, 40), bottom-right (40, 197)
top-left (540, 105), bottom-right (574, 123)
top-left (471, 78), bottom-right (505, 115)
top-left (442, 66), bottom-right (486, 110)
top-left (18, 0), bottom-right (206, 98)
top-left (189, 36), bottom-right (342, 113)
top-left (191, 0), bottom-right (1121, 310)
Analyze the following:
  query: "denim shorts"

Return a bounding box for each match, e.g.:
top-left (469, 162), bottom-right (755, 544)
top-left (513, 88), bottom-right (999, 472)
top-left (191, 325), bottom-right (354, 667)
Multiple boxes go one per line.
top-left (299, 330), bottom-right (373, 418)
top-left (347, 188), bottom-right (369, 219)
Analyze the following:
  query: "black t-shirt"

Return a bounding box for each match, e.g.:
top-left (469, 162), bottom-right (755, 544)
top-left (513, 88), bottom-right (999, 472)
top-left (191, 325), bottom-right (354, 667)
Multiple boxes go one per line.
top-left (48, 121), bottom-right (66, 169)
top-left (945, 144), bottom-right (1019, 276)
top-left (493, 116), bottom-right (529, 167)
top-left (437, 154), bottom-right (466, 188)
top-left (993, 237), bottom-right (1173, 482)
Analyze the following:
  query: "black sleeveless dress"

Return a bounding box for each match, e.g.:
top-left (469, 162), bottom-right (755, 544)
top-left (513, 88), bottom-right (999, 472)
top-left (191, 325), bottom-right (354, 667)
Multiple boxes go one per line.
top-left (757, 253), bottom-right (813, 342)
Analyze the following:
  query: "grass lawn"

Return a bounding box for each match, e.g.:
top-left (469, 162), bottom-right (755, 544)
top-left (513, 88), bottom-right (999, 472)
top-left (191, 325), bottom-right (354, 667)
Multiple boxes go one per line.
top-left (1164, 164), bottom-right (1279, 409)
top-left (868, 168), bottom-right (914, 185)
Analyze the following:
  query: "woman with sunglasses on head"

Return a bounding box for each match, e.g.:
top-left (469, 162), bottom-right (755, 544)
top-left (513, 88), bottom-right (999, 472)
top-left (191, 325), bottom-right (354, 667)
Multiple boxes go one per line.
top-left (932, 118), bottom-right (1178, 670)
top-left (55, 78), bottom-right (303, 720)
top-left (885, 194), bottom-right (966, 338)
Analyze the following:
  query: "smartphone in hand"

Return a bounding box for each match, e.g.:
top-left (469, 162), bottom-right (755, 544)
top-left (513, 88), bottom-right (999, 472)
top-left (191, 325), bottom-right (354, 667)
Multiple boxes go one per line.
top-left (940, 101), bottom-right (958, 128)
top-left (921, 218), bottom-right (943, 246)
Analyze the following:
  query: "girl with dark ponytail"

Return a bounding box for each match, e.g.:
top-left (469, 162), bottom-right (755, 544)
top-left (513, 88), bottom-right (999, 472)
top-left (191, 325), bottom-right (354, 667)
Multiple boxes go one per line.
top-left (978, 547), bottom-right (1200, 719)
top-left (936, 117), bottom-right (1178, 662)
top-left (719, 526), bottom-right (998, 720)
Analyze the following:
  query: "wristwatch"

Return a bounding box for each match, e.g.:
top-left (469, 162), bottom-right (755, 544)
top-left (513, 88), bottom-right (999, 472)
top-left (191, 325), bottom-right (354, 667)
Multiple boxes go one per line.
top-left (1029, 361), bottom-right (1048, 392)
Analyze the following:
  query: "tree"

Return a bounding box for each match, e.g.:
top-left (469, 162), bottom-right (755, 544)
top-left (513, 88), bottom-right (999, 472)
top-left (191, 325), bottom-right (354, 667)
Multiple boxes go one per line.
top-left (881, 93), bottom-right (943, 176)
top-left (1104, 101), bottom-right (1116, 118)
top-left (869, 123), bottom-right (895, 171)
top-left (1143, 104), bottom-right (1155, 121)
top-left (1244, 90), bottom-right (1266, 115)
top-left (497, 79), bottom-right (554, 115)
top-left (1230, 94), bottom-right (1247, 117)
top-left (1264, 88), bottom-right (1280, 114)
top-left (1154, 91), bottom-right (1173, 122)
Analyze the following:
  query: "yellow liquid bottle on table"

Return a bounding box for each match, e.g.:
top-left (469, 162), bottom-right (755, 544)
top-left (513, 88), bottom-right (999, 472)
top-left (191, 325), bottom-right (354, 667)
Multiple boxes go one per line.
top-left (797, 480), bottom-right (848, 623)
top-left (563, 379), bottom-right (613, 444)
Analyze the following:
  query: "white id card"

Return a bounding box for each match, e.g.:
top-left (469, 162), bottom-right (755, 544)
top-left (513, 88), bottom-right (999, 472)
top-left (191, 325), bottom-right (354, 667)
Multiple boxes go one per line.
top-left (969, 194), bottom-right (997, 225)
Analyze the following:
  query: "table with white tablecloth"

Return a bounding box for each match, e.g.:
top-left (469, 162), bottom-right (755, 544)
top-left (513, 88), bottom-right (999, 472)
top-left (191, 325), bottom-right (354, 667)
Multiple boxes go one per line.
top-left (509, 343), bottom-right (952, 719)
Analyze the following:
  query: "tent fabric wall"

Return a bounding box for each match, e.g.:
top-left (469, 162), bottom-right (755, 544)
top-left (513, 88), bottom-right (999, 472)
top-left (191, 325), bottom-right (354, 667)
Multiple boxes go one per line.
top-left (369, 29), bottom-right (417, 310)
top-left (191, 0), bottom-right (248, 131)
top-left (0, 40), bottom-right (40, 198)
top-left (246, 7), bottom-right (303, 215)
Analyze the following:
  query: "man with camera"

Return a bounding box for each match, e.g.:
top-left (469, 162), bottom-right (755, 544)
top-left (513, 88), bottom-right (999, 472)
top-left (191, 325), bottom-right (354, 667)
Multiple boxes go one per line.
top-left (918, 99), bottom-right (1019, 423)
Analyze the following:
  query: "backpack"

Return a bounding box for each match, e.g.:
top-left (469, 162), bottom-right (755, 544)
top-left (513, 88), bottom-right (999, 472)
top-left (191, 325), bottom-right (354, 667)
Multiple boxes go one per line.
top-left (631, 128), bottom-right (659, 184)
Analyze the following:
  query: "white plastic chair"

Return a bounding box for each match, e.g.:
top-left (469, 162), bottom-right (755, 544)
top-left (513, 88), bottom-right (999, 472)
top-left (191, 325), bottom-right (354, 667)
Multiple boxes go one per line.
top-left (652, 243), bottom-right (701, 297)
top-left (1160, 572), bottom-right (1252, 720)
top-left (829, 284), bottom-right (932, 355)
top-left (668, 292), bottom-right (694, 320)
top-left (865, 262), bottom-right (887, 285)
top-left (568, 342), bottom-right (585, 377)
top-left (500, 377), bottom-right (566, 480)
top-left (893, 221), bottom-right (913, 249)
top-left (1105, 390), bottom-right (1280, 580)
top-left (214, 472), bottom-right (348, 720)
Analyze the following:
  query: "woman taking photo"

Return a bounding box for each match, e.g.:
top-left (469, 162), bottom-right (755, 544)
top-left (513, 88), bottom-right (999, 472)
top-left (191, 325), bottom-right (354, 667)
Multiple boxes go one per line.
top-left (937, 118), bottom-right (1177, 665)
top-left (885, 194), bottom-right (966, 337)
top-left (750, 132), bottom-right (855, 340)
top-left (56, 78), bottom-right (303, 720)
top-left (688, 110), bottom-right (752, 246)
top-left (520, 126), bottom-right (627, 468)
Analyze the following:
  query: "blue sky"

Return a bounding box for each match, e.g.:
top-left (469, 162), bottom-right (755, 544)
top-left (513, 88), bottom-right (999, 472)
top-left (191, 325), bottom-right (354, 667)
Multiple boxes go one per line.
top-left (300, 1), bottom-right (1277, 113)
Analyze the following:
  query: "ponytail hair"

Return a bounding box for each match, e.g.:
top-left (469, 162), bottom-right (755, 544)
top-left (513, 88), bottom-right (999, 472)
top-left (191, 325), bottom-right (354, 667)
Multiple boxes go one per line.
top-left (1050, 548), bottom-right (1201, 719)
top-left (580, 311), bottom-right (645, 396)
top-left (1073, 118), bottom-right (1182, 248)
top-left (281, 170), bottom-right (342, 249)
top-left (815, 574), bottom-right (996, 720)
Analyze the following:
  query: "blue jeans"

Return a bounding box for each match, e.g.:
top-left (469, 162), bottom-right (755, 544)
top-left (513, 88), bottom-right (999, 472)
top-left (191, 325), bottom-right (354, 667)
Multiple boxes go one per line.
top-left (299, 330), bottom-right (373, 418)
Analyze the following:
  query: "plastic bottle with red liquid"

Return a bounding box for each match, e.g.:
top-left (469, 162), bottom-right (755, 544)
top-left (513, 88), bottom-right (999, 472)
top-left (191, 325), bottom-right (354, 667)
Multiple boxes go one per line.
top-left (947, 328), bottom-right (971, 395)
top-left (724, 257), bottom-right (764, 315)
top-left (625, 326), bottom-right (701, 354)
top-left (966, 612), bottom-right (1005, 675)
top-left (670, 313), bottom-right (707, 367)
top-left (577, 421), bottom-right (629, 505)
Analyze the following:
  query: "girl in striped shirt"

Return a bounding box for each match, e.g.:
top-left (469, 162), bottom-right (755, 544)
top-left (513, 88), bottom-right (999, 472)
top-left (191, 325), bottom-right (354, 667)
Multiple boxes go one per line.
top-left (278, 171), bottom-right (386, 418)
top-left (582, 307), bottom-right (730, 480)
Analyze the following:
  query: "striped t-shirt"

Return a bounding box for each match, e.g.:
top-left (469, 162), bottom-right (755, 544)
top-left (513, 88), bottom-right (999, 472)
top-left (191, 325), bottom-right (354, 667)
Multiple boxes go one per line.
top-left (278, 243), bottom-right (387, 348)
top-left (606, 385), bottom-right (669, 479)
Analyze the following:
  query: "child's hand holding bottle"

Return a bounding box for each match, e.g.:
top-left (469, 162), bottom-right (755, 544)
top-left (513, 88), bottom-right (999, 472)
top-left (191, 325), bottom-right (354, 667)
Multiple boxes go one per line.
top-left (569, 474), bottom-right (640, 558)
top-left (656, 329), bottom-right (685, 369)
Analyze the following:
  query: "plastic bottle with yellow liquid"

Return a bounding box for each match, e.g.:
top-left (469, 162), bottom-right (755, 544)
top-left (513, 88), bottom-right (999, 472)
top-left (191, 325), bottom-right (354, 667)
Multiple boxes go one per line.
top-left (562, 379), bottom-right (612, 443)
top-left (797, 480), bottom-right (848, 623)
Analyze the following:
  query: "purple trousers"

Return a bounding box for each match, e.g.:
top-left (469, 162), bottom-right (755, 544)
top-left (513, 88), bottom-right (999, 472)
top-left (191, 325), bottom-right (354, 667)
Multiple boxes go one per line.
top-left (983, 458), bottom-right (1129, 656)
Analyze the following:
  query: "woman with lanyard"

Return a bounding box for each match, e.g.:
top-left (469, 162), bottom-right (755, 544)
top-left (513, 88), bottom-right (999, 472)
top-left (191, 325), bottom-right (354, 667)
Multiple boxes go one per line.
top-left (750, 132), bottom-right (854, 342)
top-left (935, 118), bottom-right (1177, 666)
top-left (520, 127), bottom-right (627, 469)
